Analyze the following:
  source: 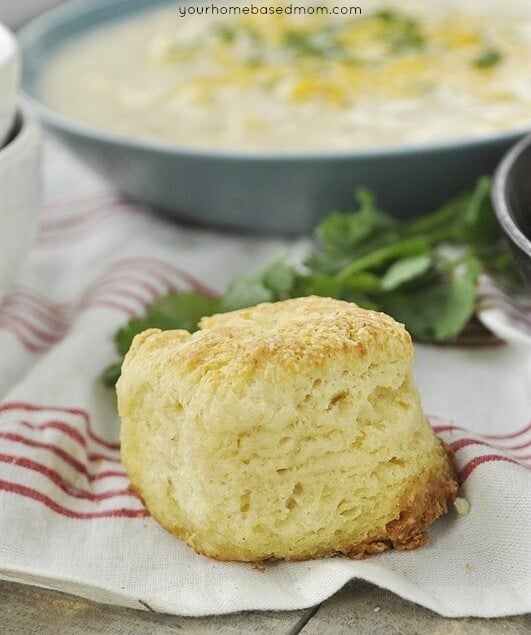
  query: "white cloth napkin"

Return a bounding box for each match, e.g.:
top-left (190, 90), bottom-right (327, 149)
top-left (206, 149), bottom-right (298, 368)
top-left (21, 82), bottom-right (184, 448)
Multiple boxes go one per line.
top-left (1, 140), bottom-right (530, 618)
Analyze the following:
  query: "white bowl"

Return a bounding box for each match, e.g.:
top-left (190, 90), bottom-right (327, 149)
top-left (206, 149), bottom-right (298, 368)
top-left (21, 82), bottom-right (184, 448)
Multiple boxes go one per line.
top-left (0, 23), bottom-right (20, 147)
top-left (0, 100), bottom-right (41, 297)
top-left (1, 1), bottom-right (67, 30)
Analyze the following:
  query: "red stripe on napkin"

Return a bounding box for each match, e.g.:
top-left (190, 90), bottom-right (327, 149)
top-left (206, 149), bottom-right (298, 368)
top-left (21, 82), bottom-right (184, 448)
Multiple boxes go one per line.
top-left (0, 310), bottom-right (62, 343)
top-left (482, 422), bottom-right (531, 440)
top-left (41, 192), bottom-right (119, 213)
top-left (17, 419), bottom-right (120, 458)
top-left (0, 454), bottom-right (133, 501)
top-left (37, 199), bottom-right (134, 245)
top-left (459, 455), bottom-right (523, 482)
top-left (1, 290), bottom-right (69, 328)
top-left (432, 424), bottom-right (464, 434)
top-left (0, 432), bottom-right (126, 481)
top-left (0, 316), bottom-right (50, 353)
top-left (433, 421), bottom-right (531, 443)
top-left (0, 402), bottom-right (120, 450)
top-left (450, 436), bottom-right (531, 456)
top-left (18, 422), bottom-right (120, 464)
top-left (107, 257), bottom-right (216, 296)
top-left (40, 199), bottom-right (128, 231)
top-left (0, 479), bottom-right (148, 519)
top-left (0, 257), bottom-right (215, 353)
top-left (18, 419), bottom-right (103, 451)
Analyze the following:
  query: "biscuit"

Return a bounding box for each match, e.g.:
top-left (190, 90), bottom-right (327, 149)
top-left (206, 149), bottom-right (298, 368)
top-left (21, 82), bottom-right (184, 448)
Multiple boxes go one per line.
top-left (117, 296), bottom-right (457, 561)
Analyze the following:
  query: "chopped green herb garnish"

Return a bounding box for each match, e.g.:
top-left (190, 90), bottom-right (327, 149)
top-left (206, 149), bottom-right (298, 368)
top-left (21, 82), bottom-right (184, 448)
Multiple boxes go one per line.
top-left (102, 178), bottom-right (524, 386)
top-left (284, 30), bottom-right (342, 59)
top-left (375, 9), bottom-right (397, 22)
top-left (217, 25), bottom-right (236, 43)
top-left (473, 48), bottom-right (503, 69)
top-left (374, 8), bottom-right (425, 53)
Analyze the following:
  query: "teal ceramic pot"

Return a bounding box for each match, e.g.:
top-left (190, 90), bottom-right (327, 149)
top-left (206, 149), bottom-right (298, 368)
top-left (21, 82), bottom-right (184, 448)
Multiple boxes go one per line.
top-left (19, 0), bottom-right (530, 234)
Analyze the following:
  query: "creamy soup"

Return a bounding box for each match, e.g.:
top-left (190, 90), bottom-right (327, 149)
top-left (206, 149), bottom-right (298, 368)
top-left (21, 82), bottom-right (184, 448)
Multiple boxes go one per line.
top-left (41, 0), bottom-right (531, 151)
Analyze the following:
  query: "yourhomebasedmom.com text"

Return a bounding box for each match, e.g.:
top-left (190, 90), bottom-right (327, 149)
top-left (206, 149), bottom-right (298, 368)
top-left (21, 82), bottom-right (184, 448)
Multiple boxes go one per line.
top-left (177, 3), bottom-right (363, 17)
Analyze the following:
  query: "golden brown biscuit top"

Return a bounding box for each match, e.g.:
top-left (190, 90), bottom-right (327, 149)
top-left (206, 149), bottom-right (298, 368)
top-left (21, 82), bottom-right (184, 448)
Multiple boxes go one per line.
top-left (125, 296), bottom-right (412, 384)
top-left (200, 295), bottom-right (410, 360)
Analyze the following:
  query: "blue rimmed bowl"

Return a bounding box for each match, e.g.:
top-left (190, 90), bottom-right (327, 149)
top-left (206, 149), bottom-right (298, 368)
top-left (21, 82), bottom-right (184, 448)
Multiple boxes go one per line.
top-left (19, 0), bottom-right (531, 234)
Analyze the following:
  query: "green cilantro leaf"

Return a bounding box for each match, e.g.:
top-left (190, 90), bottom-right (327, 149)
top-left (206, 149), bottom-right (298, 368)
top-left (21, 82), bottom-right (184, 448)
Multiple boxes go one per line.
top-left (380, 255), bottom-right (482, 341)
top-left (114, 291), bottom-right (220, 357)
top-left (220, 254), bottom-right (297, 312)
top-left (381, 254), bottom-right (433, 291)
top-left (102, 292), bottom-right (221, 386)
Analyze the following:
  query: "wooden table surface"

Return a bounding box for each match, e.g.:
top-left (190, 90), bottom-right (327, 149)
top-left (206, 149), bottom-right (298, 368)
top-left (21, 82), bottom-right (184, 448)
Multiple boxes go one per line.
top-left (2, 579), bottom-right (529, 634)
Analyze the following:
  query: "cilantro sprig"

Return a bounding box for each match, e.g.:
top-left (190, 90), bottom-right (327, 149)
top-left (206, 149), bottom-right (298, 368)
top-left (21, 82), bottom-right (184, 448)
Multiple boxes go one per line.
top-left (102, 177), bottom-right (524, 386)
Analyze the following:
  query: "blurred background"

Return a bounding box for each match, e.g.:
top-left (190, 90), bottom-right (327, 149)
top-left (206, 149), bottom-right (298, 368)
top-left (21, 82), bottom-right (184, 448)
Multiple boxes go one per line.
top-left (1, 0), bottom-right (65, 29)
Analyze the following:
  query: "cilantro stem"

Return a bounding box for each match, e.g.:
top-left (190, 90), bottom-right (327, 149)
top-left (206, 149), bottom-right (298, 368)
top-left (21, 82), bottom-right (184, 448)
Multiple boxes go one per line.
top-left (334, 237), bottom-right (429, 284)
top-left (402, 196), bottom-right (465, 237)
